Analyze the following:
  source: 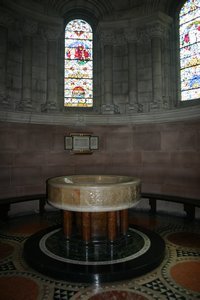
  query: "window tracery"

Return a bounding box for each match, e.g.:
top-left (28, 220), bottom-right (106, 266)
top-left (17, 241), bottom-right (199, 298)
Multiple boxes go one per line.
top-left (64, 19), bottom-right (93, 107)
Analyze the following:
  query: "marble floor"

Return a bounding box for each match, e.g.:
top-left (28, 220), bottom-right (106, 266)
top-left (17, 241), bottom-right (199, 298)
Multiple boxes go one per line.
top-left (0, 209), bottom-right (200, 300)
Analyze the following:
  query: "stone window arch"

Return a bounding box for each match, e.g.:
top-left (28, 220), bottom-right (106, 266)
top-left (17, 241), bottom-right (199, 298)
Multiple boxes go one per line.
top-left (64, 19), bottom-right (93, 107)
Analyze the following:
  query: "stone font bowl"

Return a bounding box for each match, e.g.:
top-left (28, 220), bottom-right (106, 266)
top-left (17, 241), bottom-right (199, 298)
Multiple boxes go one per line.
top-left (47, 175), bottom-right (141, 212)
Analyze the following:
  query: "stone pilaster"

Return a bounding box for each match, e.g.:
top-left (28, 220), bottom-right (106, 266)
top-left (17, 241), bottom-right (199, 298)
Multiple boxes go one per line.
top-left (100, 30), bottom-right (118, 114)
top-left (124, 29), bottom-right (143, 113)
top-left (16, 20), bottom-right (37, 111)
top-left (0, 11), bottom-right (14, 110)
top-left (41, 27), bottom-right (61, 112)
top-left (0, 27), bottom-right (9, 109)
top-left (162, 26), bottom-right (173, 109)
top-left (149, 23), bottom-right (165, 110)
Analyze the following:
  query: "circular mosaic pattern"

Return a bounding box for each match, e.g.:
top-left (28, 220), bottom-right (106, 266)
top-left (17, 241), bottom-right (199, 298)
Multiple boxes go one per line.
top-left (89, 290), bottom-right (149, 300)
top-left (39, 227), bottom-right (150, 265)
top-left (170, 261), bottom-right (200, 292)
top-left (167, 232), bottom-right (200, 248)
top-left (0, 276), bottom-right (39, 300)
top-left (24, 225), bottom-right (165, 283)
top-left (0, 242), bottom-right (14, 259)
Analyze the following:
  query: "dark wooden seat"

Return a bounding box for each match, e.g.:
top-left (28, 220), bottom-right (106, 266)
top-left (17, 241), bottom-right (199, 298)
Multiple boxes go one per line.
top-left (141, 192), bottom-right (200, 220)
top-left (1, 192), bottom-right (199, 221)
top-left (0, 194), bottom-right (46, 220)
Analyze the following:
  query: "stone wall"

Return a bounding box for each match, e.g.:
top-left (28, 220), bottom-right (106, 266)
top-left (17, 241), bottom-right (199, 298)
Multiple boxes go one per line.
top-left (0, 0), bottom-right (200, 216)
top-left (0, 1), bottom-right (177, 115)
top-left (0, 120), bottom-right (199, 200)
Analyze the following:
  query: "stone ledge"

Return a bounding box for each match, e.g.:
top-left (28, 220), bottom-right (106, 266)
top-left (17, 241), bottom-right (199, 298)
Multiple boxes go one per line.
top-left (0, 105), bottom-right (200, 126)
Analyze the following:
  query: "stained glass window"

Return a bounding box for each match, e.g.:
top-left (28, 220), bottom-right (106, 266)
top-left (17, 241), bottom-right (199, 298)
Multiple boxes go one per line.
top-left (64, 19), bottom-right (93, 107)
top-left (179, 0), bottom-right (200, 101)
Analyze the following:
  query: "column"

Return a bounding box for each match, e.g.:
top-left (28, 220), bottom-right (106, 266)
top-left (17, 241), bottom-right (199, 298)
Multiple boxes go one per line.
top-left (104, 44), bottom-right (113, 106)
top-left (152, 37), bottom-right (162, 103)
top-left (125, 29), bottom-right (143, 114)
top-left (100, 30), bottom-right (117, 114)
top-left (0, 11), bottom-right (14, 109)
top-left (21, 35), bottom-right (32, 109)
top-left (162, 29), bottom-right (172, 109)
top-left (82, 212), bottom-right (91, 243)
top-left (17, 19), bottom-right (37, 111)
top-left (120, 209), bottom-right (129, 235)
top-left (63, 210), bottom-right (72, 239)
top-left (150, 24), bottom-right (164, 109)
top-left (128, 42), bottom-right (137, 106)
top-left (0, 26), bottom-right (8, 108)
top-left (41, 28), bottom-right (60, 112)
top-left (107, 211), bottom-right (117, 241)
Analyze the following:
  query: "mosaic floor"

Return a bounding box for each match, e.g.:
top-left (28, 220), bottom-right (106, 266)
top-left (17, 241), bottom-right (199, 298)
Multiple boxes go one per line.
top-left (0, 210), bottom-right (200, 300)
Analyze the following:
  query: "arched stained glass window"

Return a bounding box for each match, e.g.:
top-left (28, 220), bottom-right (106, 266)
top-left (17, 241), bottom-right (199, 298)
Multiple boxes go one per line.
top-left (64, 19), bottom-right (93, 107)
top-left (179, 0), bottom-right (200, 101)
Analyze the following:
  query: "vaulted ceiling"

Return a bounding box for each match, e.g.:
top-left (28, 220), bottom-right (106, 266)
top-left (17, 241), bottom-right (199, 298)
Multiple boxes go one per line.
top-left (1, 0), bottom-right (180, 23)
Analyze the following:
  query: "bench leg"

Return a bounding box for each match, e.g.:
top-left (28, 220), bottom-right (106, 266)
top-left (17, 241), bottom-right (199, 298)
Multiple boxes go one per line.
top-left (107, 211), bottom-right (117, 242)
top-left (120, 209), bottom-right (128, 235)
top-left (184, 204), bottom-right (195, 220)
top-left (149, 198), bottom-right (157, 214)
top-left (82, 212), bottom-right (91, 243)
top-left (0, 204), bottom-right (10, 220)
top-left (39, 198), bottom-right (46, 215)
top-left (63, 211), bottom-right (73, 239)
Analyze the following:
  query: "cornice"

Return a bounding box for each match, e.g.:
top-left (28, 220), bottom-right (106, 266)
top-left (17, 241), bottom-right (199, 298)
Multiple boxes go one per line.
top-left (1, 0), bottom-right (63, 26)
top-left (98, 11), bottom-right (173, 30)
top-left (1, 105), bottom-right (200, 126)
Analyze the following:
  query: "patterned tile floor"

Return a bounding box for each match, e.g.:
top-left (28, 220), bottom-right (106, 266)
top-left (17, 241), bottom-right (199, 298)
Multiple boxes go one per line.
top-left (0, 210), bottom-right (200, 300)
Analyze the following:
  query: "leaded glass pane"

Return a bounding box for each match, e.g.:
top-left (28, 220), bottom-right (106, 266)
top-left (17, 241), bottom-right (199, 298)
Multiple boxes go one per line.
top-left (64, 19), bottom-right (93, 107)
top-left (179, 0), bottom-right (200, 101)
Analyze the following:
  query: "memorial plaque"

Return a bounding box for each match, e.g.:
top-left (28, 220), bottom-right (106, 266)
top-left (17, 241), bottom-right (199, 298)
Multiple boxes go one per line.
top-left (64, 133), bottom-right (99, 154)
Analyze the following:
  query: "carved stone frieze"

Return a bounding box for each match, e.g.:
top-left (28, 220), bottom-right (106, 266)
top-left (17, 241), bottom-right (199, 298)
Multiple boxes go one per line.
top-left (150, 96), bottom-right (170, 111)
top-left (137, 27), bottom-right (151, 44)
top-left (23, 19), bottom-right (38, 36)
top-left (126, 103), bottom-right (143, 114)
top-left (0, 94), bottom-right (11, 110)
top-left (124, 28), bottom-right (137, 43)
top-left (15, 100), bottom-right (33, 112)
top-left (137, 22), bottom-right (170, 44)
top-left (8, 20), bottom-right (23, 48)
top-left (41, 25), bottom-right (63, 40)
top-left (101, 103), bottom-right (119, 114)
top-left (99, 30), bottom-right (115, 45)
top-left (41, 101), bottom-right (58, 112)
top-left (149, 22), bottom-right (166, 39)
top-left (0, 10), bottom-right (14, 27)
top-left (114, 32), bottom-right (126, 46)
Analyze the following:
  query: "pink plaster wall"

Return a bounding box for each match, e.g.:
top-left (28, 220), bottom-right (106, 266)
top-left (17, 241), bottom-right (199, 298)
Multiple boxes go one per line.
top-left (0, 120), bottom-right (200, 199)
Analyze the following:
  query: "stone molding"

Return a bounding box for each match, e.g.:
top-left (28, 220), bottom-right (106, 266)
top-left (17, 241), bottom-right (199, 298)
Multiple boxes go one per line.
top-left (137, 27), bottom-right (151, 44)
top-left (99, 30), bottom-right (115, 45)
top-left (8, 20), bottom-right (23, 47)
top-left (0, 9), bottom-right (15, 27)
top-left (101, 103), bottom-right (119, 114)
top-left (124, 28), bottom-right (137, 43)
top-left (148, 22), bottom-right (169, 39)
top-left (1, 105), bottom-right (200, 126)
top-left (42, 25), bottom-right (63, 40)
top-left (23, 19), bottom-right (38, 36)
top-left (113, 32), bottom-right (126, 46)
top-left (137, 20), bottom-right (171, 44)
top-left (99, 22), bottom-right (170, 46)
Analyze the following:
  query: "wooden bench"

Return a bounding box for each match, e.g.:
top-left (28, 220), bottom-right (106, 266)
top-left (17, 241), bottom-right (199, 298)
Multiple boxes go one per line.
top-left (1, 192), bottom-right (199, 221)
top-left (141, 192), bottom-right (200, 220)
top-left (0, 194), bottom-right (46, 220)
